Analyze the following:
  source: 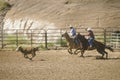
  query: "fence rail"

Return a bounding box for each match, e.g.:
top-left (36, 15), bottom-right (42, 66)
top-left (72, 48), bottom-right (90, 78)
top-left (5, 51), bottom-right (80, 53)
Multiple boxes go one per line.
top-left (0, 28), bottom-right (120, 50)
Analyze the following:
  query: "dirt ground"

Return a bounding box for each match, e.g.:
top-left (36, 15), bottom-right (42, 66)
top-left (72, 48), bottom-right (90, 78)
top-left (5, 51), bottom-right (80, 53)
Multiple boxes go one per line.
top-left (0, 50), bottom-right (120, 80)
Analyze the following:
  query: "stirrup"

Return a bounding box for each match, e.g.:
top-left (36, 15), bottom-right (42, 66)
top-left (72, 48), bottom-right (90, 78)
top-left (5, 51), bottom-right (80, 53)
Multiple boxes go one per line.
top-left (87, 46), bottom-right (93, 50)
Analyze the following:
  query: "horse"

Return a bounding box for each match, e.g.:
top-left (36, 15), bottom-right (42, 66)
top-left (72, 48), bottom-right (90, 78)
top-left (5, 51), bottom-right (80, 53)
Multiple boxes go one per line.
top-left (16, 46), bottom-right (39, 60)
top-left (62, 32), bottom-right (83, 54)
top-left (76, 33), bottom-right (113, 59)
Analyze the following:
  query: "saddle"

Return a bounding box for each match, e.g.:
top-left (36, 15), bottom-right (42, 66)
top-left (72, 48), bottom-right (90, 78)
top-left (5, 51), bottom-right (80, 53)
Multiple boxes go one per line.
top-left (73, 37), bottom-right (80, 45)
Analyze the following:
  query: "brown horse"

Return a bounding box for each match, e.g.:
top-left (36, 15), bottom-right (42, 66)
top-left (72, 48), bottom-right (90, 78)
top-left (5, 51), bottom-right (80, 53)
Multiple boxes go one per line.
top-left (76, 33), bottom-right (113, 59)
top-left (62, 32), bottom-right (82, 54)
top-left (16, 46), bottom-right (39, 60)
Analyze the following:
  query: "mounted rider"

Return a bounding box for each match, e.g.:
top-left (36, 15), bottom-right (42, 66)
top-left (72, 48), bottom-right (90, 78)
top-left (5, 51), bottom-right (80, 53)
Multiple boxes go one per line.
top-left (86, 27), bottom-right (95, 49)
top-left (69, 25), bottom-right (79, 45)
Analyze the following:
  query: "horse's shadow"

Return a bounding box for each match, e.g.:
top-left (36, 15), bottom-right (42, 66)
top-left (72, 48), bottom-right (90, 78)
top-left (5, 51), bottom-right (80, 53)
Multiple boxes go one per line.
top-left (83, 55), bottom-right (120, 60)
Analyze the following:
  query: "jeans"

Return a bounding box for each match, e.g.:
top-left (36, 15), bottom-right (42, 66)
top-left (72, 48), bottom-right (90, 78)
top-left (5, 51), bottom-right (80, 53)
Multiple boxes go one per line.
top-left (74, 38), bottom-right (79, 44)
top-left (72, 36), bottom-right (79, 45)
top-left (88, 37), bottom-right (94, 47)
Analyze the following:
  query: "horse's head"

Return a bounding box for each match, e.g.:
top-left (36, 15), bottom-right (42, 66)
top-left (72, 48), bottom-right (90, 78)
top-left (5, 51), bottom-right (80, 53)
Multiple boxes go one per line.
top-left (34, 47), bottom-right (39, 51)
top-left (62, 31), bottom-right (68, 37)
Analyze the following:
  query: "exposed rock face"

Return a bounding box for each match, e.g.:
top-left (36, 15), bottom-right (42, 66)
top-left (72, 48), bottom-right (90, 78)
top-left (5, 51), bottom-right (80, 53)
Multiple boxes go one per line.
top-left (3, 0), bottom-right (120, 30)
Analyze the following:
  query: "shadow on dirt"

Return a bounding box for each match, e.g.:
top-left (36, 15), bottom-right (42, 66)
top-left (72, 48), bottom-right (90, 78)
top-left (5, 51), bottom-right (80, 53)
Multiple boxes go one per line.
top-left (85, 55), bottom-right (97, 57)
top-left (95, 57), bottom-right (120, 60)
top-left (82, 55), bottom-right (120, 60)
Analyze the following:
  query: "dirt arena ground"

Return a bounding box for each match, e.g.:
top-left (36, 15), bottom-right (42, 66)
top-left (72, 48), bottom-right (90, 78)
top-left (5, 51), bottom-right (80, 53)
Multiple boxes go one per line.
top-left (0, 50), bottom-right (120, 80)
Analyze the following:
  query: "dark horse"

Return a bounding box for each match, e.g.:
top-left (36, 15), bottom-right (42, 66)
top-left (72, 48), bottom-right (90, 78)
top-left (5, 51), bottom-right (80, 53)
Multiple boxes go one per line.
top-left (76, 33), bottom-right (113, 59)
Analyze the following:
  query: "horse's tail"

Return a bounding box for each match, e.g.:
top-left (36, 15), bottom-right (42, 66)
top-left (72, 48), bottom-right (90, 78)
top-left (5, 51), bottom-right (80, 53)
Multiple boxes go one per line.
top-left (105, 46), bottom-right (114, 52)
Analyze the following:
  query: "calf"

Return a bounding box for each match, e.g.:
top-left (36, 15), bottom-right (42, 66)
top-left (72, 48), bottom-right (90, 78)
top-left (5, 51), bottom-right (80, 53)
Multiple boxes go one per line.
top-left (16, 46), bottom-right (39, 60)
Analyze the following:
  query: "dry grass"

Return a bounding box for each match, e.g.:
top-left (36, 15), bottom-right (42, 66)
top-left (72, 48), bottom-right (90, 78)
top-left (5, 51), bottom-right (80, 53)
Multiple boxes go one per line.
top-left (0, 50), bottom-right (120, 80)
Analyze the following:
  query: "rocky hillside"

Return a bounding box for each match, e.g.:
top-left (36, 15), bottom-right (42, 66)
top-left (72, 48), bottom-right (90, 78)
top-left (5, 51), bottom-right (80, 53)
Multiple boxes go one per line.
top-left (2, 0), bottom-right (120, 30)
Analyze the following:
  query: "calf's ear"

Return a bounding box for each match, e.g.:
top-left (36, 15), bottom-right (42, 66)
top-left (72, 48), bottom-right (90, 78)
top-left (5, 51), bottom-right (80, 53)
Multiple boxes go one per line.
top-left (16, 47), bottom-right (19, 51)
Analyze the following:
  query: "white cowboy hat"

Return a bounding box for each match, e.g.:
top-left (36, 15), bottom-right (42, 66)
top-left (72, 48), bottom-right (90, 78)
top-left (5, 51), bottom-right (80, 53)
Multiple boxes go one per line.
top-left (87, 27), bottom-right (92, 31)
top-left (69, 25), bottom-right (73, 29)
top-left (69, 25), bottom-right (72, 27)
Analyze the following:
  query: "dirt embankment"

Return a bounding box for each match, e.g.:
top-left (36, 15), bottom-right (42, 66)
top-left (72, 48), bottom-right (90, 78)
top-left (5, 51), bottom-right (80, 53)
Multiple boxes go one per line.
top-left (2, 0), bottom-right (120, 30)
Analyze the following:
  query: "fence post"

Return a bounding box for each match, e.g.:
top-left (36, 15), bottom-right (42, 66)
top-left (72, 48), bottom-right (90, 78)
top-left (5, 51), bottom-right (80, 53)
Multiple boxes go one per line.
top-left (44, 30), bottom-right (48, 49)
top-left (1, 30), bottom-right (4, 49)
top-left (104, 28), bottom-right (106, 45)
top-left (16, 30), bottom-right (18, 47)
top-left (1, 20), bottom-right (4, 49)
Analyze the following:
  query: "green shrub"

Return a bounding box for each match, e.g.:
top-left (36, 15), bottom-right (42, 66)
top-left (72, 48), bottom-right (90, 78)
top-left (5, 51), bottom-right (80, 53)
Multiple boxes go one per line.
top-left (47, 43), bottom-right (54, 47)
top-left (0, 0), bottom-right (11, 10)
top-left (4, 34), bottom-right (16, 44)
top-left (4, 34), bottom-right (30, 44)
top-left (95, 35), bottom-right (104, 43)
top-left (38, 44), bottom-right (48, 50)
top-left (56, 38), bottom-right (67, 47)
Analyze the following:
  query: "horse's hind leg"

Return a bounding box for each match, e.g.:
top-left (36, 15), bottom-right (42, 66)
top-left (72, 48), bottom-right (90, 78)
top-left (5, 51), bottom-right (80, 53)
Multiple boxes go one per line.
top-left (102, 53), bottom-right (104, 59)
top-left (103, 51), bottom-right (108, 59)
top-left (97, 50), bottom-right (105, 59)
top-left (68, 48), bottom-right (73, 54)
top-left (74, 48), bottom-right (80, 55)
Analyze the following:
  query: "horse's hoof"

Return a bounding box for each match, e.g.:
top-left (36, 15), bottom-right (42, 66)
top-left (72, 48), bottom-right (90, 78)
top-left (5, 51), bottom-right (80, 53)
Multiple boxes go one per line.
top-left (74, 53), bottom-right (78, 55)
top-left (80, 55), bottom-right (84, 58)
top-left (25, 56), bottom-right (28, 58)
top-left (69, 53), bottom-right (73, 55)
top-left (105, 58), bottom-right (108, 60)
top-left (29, 58), bottom-right (32, 60)
top-left (96, 56), bottom-right (106, 59)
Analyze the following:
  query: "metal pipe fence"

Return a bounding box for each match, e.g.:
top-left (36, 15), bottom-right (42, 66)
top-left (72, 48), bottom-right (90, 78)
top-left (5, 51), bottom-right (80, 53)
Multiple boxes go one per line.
top-left (0, 28), bottom-right (119, 50)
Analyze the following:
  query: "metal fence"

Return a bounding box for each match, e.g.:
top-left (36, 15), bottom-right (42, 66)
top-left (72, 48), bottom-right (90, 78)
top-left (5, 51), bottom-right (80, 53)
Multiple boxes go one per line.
top-left (0, 28), bottom-right (120, 50)
top-left (106, 28), bottom-right (120, 50)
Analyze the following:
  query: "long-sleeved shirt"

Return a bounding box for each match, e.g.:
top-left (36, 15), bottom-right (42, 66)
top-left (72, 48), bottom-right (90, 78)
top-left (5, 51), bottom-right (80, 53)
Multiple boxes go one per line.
top-left (70, 28), bottom-right (76, 37)
top-left (87, 30), bottom-right (95, 39)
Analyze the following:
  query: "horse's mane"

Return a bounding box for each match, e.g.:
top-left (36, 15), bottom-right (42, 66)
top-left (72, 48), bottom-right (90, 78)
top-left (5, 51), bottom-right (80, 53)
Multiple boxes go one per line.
top-left (77, 33), bottom-right (87, 41)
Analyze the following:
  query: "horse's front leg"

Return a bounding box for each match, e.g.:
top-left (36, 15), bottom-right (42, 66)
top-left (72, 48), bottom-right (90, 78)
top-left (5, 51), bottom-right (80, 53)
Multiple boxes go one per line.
top-left (74, 48), bottom-right (81, 55)
top-left (80, 49), bottom-right (85, 57)
top-left (32, 52), bottom-right (36, 58)
top-left (68, 48), bottom-right (73, 54)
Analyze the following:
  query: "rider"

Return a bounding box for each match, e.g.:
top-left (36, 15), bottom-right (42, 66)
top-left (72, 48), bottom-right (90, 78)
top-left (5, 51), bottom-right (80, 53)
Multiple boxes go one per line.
top-left (86, 27), bottom-right (95, 49)
top-left (69, 25), bottom-right (79, 45)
